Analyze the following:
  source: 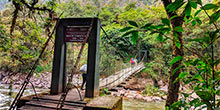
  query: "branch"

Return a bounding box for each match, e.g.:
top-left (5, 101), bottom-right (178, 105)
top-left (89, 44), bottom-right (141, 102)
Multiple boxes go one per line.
top-left (18, 25), bottom-right (29, 36)
top-left (153, 30), bottom-right (210, 65)
top-left (201, 6), bottom-right (219, 31)
top-left (10, 1), bottom-right (20, 35)
top-left (20, 0), bottom-right (52, 12)
top-left (162, 0), bottom-right (178, 19)
top-left (11, 53), bottom-right (26, 65)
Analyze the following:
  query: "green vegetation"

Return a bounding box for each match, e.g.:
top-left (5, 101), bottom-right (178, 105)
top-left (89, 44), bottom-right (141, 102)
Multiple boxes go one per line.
top-left (142, 84), bottom-right (166, 97)
top-left (121, 0), bottom-right (220, 109)
top-left (0, 0), bottom-right (220, 109)
top-left (0, 0), bottom-right (168, 75)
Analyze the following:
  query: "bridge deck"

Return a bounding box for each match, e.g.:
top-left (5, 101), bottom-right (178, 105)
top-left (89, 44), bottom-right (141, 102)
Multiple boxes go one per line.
top-left (18, 63), bottom-right (145, 109)
top-left (99, 63), bottom-right (145, 89)
top-left (18, 89), bottom-right (85, 110)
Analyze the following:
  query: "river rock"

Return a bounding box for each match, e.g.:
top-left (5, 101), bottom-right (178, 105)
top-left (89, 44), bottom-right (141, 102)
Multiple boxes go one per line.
top-left (124, 92), bottom-right (129, 97)
top-left (158, 80), bottom-right (164, 86)
top-left (159, 85), bottom-right (168, 93)
top-left (143, 96), bottom-right (152, 102)
top-left (161, 95), bottom-right (167, 100)
top-left (152, 96), bottom-right (162, 101)
top-left (135, 94), bottom-right (143, 100)
top-left (13, 85), bottom-right (20, 89)
top-left (119, 90), bottom-right (127, 96)
top-left (111, 92), bottom-right (118, 96)
top-left (2, 78), bottom-right (10, 84)
top-left (34, 79), bottom-right (41, 85)
top-left (126, 94), bottom-right (134, 99)
top-left (129, 90), bottom-right (137, 94)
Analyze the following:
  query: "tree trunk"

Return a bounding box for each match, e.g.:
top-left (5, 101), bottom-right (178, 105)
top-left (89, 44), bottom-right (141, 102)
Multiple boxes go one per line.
top-left (161, 0), bottom-right (184, 107)
top-left (166, 25), bottom-right (184, 107)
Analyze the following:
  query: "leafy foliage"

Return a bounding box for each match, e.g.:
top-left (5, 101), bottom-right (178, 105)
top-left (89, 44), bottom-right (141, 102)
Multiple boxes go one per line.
top-left (0, 0), bottom-right (56, 73)
top-left (1, 1), bottom-right (219, 109)
top-left (120, 0), bottom-right (220, 109)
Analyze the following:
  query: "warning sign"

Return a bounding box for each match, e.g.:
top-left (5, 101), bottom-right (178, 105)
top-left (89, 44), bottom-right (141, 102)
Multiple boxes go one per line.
top-left (65, 26), bottom-right (89, 42)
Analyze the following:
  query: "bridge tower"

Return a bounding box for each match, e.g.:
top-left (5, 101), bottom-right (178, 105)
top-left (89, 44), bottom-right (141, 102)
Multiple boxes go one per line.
top-left (50, 18), bottom-right (100, 98)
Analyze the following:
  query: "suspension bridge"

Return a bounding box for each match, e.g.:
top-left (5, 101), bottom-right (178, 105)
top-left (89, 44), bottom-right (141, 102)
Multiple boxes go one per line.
top-left (8, 18), bottom-right (147, 110)
top-left (17, 63), bottom-right (145, 110)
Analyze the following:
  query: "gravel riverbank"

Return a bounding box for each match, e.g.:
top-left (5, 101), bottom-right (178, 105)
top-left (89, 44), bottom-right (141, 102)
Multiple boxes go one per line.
top-left (0, 70), bottom-right (168, 102)
top-left (0, 71), bottom-right (82, 89)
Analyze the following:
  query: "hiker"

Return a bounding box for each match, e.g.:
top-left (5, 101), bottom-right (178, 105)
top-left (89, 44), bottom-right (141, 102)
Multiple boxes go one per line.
top-left (79, 64), bottom-right (87, 90)
top-left (130, 58), bottom-right (137, 65)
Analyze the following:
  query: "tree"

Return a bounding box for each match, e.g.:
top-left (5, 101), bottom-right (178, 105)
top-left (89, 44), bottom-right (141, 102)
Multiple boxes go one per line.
top-left (161, 0), bottom-right (184, 107)
top-left (0, 0), bottom-right (57, 73)
top-left (121, 0), bottom-right (220, 109)
top-left (160, 0), bottom-right (220, 108)
top-left (121, 0), bottom-right (185, 107)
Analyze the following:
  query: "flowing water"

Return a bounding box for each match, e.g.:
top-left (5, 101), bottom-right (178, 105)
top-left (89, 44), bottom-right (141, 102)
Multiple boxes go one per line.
top-left (0, 84), bottom-right (47, 110)
top-left (0, 84), bottom-right (165, 110)
top-left (0, 93), bottom-right (11, 110)
top-left (0, 84), bottom-right (14, 110)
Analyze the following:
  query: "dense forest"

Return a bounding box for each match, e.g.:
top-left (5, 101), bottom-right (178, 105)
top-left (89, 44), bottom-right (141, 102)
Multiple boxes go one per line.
top-left (0, 0), bottom-right (220, 109)
top-left (0, 0), bottom-right (168, 76)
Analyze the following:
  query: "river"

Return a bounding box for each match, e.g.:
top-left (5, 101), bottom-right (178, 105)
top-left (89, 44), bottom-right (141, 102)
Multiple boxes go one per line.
top-left (0, 84), bottom-right (165, 110)
top-left (0, 84), bottom-right (47, 110)
top-left (0, 84), bottom-right (16, 110)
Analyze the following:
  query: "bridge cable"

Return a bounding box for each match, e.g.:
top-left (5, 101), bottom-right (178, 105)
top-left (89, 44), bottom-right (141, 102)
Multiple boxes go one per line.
top-left (56, 18), bottom-right (94, 110)
top-left (100, 27), bottom-right (126, 88)
top-left (140, 51), bottom-right (147, 62)
top-left (100, 26), bottom-right (125, 60)
top-left (9, 12), bottom-right (63, 110)
top-left (100, 26), bottom-right (147, 89)
top-left (100, 26), bottom-right (146, 63)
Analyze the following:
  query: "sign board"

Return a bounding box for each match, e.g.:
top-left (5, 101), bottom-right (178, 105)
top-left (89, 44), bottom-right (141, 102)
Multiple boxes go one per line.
top-left (65, 26), bottom-right (89, 42)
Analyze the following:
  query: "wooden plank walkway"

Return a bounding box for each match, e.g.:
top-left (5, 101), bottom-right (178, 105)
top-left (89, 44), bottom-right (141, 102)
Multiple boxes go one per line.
top-left (18, 89), bottom-right (86, 110)
top-left (18, 63), bottom-right (145, 109)
top-left (99, 63), bottom-right (145, 89)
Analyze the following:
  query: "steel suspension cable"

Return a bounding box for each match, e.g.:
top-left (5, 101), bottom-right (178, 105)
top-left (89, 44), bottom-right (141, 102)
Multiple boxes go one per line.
top-left (100, 26), bottom-right (125, 59)
top-left (140, 52), bottom-right (147, 62)
top-left (100, 26), bottom-right (147, 64)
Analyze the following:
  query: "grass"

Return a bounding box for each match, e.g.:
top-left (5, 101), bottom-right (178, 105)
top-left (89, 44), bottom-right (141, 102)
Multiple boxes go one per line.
top-left (142, 84), bottom-right (166, 97)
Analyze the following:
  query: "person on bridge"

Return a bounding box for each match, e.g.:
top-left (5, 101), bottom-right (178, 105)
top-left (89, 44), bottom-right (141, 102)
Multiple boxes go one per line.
top-left (79, 64), bottom-right (87, 90)
top-left (130, 58), bottom-right (137, 65)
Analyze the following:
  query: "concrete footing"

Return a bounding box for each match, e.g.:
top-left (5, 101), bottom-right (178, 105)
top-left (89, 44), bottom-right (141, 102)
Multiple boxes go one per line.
top-left (83, 96), bottom-right (122, 110)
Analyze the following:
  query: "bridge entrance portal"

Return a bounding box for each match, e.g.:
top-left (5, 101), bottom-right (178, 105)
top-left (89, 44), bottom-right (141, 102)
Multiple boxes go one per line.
top-left (50, 18), bottom-right (100, 98)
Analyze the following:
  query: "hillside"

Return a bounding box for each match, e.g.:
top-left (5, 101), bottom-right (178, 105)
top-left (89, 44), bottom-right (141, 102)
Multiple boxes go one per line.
top-left (75, 0), bottom-right (155, 7)
top-left (0, 0), bottom-right (155, 11)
